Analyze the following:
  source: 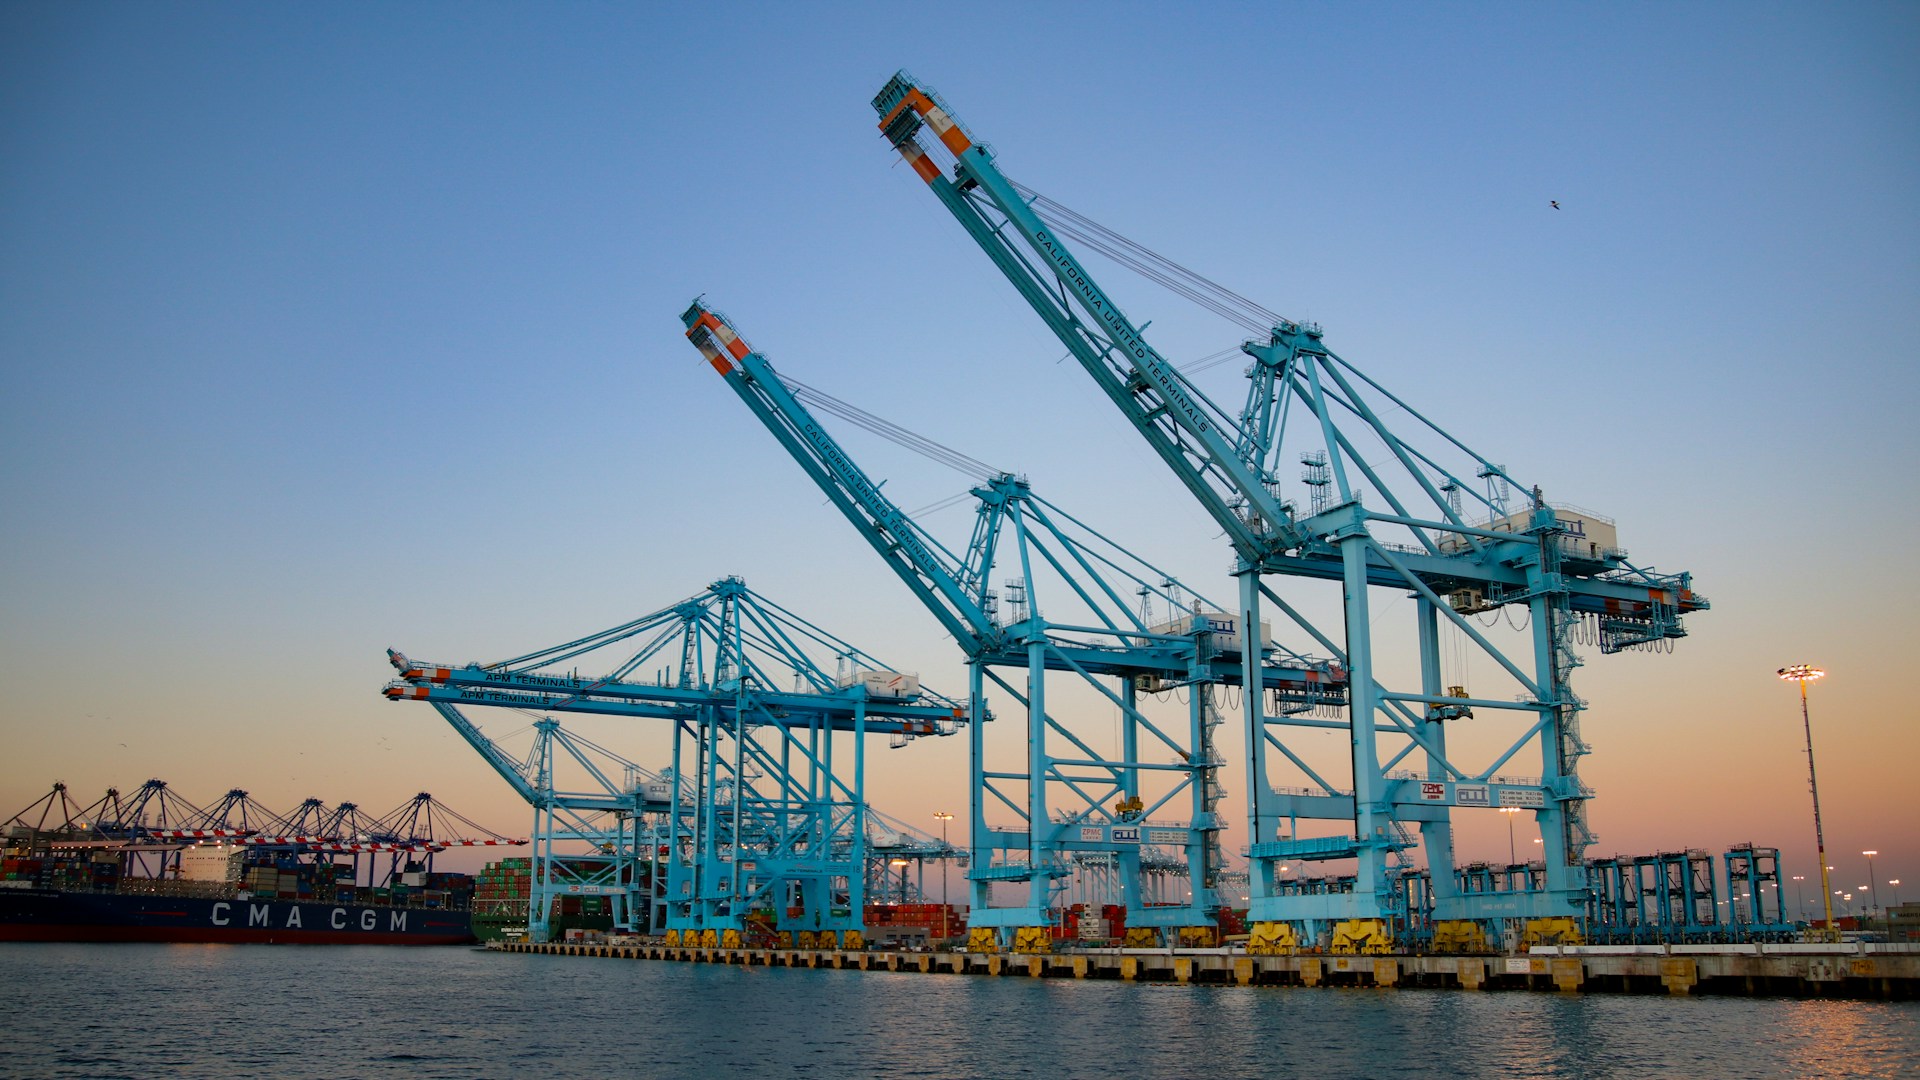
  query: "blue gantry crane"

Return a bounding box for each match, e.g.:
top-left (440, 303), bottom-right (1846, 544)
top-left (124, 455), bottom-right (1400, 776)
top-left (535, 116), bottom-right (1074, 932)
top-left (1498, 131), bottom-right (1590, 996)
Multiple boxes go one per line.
top-left (871, 72), bottom-right (1708, 953)
top-left (683, 301), bottom-right (1346, 951)
top-left (384, 576), bottom-right (967, 948)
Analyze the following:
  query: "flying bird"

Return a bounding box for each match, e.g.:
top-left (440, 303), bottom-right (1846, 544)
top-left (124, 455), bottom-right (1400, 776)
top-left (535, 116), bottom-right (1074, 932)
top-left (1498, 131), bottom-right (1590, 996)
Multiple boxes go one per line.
top-left (1551, 200), bottom-right (1561, 210)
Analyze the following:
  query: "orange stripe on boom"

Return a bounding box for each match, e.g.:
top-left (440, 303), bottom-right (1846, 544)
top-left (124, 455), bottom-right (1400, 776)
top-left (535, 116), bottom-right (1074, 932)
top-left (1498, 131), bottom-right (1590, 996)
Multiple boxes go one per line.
top-left (878, 98), bottom-right (914, 132)
top-left (880, 88), bottom-right (973, 156)
top-left (687, 311), bottom-right (742, 374)
top-left (909, 90), bottom-right (973, 155)
top-left (937, 127), bottom-right (971, 155)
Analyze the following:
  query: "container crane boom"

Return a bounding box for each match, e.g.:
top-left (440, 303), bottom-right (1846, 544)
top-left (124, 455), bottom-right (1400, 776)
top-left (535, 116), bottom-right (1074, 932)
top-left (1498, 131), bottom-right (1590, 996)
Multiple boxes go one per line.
top-left (683, 302), bottom-right (998, 655)
top-left (870, 71), bottom-right (1702, 624)
top-left (871, 73), bottom-right (1300, 563)
top-left (385, 651), bottom-right (544, 807)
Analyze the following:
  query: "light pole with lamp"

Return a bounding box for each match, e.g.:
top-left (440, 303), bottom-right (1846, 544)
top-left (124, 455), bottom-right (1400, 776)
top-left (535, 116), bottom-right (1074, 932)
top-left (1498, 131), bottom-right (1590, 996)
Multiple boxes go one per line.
top-left (1779, 665), bottom-right (1835, 940)
top-left (1792, 875), bottom-right (1806, 922)
top-left (933, 811), bottom-right (953, 943)
top-left (1500, 807), bottom-right (1521, 865)
top-left (1892, 879), bottom-right (1904, 941)
top-left (1863, 850), bottom-right (1881, 938)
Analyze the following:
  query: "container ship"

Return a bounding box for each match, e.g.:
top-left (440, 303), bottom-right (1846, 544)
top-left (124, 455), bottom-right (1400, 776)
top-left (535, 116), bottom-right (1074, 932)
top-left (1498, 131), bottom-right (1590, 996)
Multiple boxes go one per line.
top-left (2, 780), bottom-right (523, 946)
top-left (1, 850), bottom-right (477, 944)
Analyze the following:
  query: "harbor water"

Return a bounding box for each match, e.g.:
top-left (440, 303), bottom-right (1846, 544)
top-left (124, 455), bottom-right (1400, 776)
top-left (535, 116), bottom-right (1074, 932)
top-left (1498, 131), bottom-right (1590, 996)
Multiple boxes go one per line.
top-left (3, 944), bottom-right (1916, 1078)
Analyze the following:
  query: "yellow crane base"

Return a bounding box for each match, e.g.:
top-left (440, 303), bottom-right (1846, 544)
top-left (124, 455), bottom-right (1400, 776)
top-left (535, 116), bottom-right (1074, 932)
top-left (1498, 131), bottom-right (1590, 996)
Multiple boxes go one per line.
top-left (1011, 926), bottom-right (1053, 954)
top-left (1431, 920), bottom-right (1491, 954)
top-left (1176, 925), bottom-right (1218, 948)
top-left (1329, 918), bottom-right (1394, 954)
top-left (1247, 921), bottom-right (1299, 955)
top-left (1522, 917), bottom-right (1584, 947)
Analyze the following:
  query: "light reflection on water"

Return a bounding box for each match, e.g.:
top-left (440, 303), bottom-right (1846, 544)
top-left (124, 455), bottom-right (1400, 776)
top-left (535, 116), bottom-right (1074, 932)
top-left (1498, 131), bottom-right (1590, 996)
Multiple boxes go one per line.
top-left (3, 944), bottom-right (1916, 1079)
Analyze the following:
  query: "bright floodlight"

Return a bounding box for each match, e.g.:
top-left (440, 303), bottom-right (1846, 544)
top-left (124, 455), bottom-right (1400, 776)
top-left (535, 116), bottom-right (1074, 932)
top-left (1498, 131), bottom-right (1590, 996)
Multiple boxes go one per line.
top-left (1778, 664), bottom-right (1826, 682)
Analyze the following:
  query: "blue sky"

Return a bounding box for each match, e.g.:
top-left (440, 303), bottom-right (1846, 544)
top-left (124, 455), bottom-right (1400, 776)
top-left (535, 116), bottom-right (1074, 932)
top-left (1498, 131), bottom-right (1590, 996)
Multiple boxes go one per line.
top-left (3, 2), bottom-right (1915, 888)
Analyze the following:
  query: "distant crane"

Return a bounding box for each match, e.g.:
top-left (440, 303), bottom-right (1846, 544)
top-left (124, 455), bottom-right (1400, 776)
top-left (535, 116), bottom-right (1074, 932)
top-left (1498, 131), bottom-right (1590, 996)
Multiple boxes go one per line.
top-left (385, 577), bottom-right (969, 948)
top-left (872, 71), bottom-right (1707, 952)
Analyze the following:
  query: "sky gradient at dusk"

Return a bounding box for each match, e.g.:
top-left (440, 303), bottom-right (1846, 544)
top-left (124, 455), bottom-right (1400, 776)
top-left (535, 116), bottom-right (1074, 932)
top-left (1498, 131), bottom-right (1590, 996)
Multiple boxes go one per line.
top-left (3, 2), bottom-right (1915, 899)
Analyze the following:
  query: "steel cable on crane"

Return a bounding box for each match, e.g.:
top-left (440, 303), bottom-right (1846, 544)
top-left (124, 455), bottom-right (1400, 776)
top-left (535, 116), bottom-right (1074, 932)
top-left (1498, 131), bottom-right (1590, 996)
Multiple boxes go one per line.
top-left (1180, 344), bottom-right (1248, 375)
top-left (906, 490), bottom-right (977, 518)
top-left (779, 376), bottom-right (1001, 482)
top-left (1010, 180), bottom-right (1287, 336)
top-left (1002, 181), bottom-right (1274, 441)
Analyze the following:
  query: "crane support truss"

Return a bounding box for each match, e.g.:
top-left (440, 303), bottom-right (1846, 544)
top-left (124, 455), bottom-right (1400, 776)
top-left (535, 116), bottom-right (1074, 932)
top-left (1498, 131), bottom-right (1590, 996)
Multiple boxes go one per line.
top-left (385, 577), bottom-right (967, 946)
top-left (873, 71), bottom-right (1708, 942)
top-left (418, 703), bottom-right (665, 938)
top-left (684, 301), bottom-right (1347, 949)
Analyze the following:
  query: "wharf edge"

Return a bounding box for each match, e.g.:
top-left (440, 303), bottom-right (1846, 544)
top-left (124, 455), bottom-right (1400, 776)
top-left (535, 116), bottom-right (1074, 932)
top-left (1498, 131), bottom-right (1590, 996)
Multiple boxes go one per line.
top-left (488, 941), bottom-right (1920, 1000)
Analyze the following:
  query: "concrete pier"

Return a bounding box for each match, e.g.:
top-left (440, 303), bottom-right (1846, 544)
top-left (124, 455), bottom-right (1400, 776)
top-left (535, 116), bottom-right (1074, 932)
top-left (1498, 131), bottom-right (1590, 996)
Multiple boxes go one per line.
top-left (489, 940), bottom-right (1920, 999)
